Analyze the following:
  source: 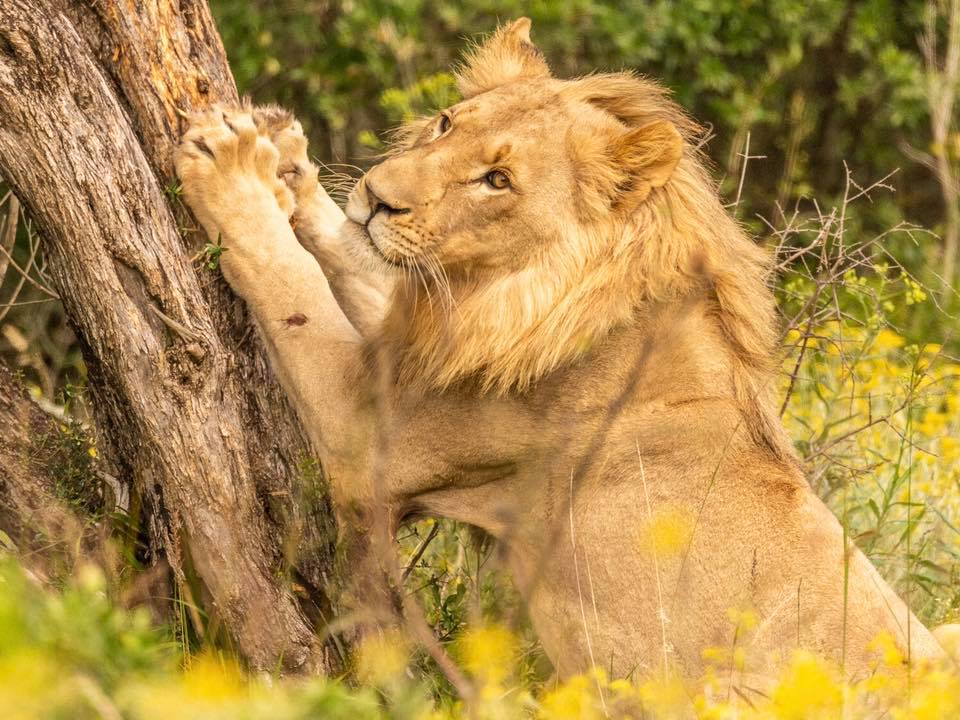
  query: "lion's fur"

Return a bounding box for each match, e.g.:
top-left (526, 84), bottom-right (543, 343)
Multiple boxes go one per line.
top-left (370, 24), bottom-right (792, 460)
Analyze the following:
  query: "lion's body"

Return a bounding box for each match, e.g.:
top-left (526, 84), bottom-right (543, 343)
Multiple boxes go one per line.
top-left (175, 18), bottom-right (943, 688)
top-left (372, 297), bottom-right (941, 681)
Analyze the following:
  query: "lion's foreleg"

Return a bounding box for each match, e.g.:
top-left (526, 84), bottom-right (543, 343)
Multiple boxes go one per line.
top-left (175, 108), bottom-right (373, 469)
top-left (291, 194), bottom-right (391, 338)
top-left (252, 107), bottom-right (392, 337)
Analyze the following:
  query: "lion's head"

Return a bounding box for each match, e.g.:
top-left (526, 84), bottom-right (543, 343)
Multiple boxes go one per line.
top-left (343, 18), bottom-right (786, 457)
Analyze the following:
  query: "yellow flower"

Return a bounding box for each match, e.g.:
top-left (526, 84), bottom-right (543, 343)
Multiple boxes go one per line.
top-left (355, 629), bottom-right (409, 686)
top-left (771, 651), bottom-right (843, 720)
top-left (896, 669), bottom-right (960, 720)
top-left (181, 654), bottom-right (246, 701)
top-left (457, 625), bottom-right (517, 687)
top-left (725, 608), bottom-right (758, 634)
top-left (0, 650), bottom-right (71, 720)
top-left (702, 646), bottom-right (729, 665)
top-left (874, 328), bottom-right (905, 351)
top-left (639, 509), bottom-right (693, 558)
top-left (869, 631), bottom-right (904, 668)
top-left (120, 654), bottom-right (249, 720)
top-left (637, 675), bottom-right (690, 719)
top-left (538, 674), bottom-right (603, 720)
top-left (941, 436), bottom-right (960, 461)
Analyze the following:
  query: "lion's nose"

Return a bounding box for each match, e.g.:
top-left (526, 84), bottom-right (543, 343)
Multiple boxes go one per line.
top-left (366, 179), bottom-right (411, 219)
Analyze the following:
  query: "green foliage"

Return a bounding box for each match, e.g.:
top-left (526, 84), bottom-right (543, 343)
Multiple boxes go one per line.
top-left (45, 416), bottom-right (102, 514)
top-left (0, 560), bottom-right (171, 714)
top-left (163, 181), bottom-right (183, 201)
top-left (198, 234), bottom-right (229, 271)
top-left (30, 382), bottom-right (104, 516)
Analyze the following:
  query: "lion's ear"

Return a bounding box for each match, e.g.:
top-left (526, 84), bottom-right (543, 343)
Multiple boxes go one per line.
top-left (456, 18), bottom-right (551, 98)
top-left (612, 120), bottom-right (683, 200)
top-left (570, 120), bottom-right (683, 216)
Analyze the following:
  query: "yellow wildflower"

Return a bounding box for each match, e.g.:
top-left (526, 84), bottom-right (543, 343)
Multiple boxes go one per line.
top-left (457, 625), bottom-right (517, 687)
top-left (771, 651), bottom-right (843, 720)
top-left (355, 629), bottom-right (409, 686)
top-left (639, 509), bottom-right (693, 558)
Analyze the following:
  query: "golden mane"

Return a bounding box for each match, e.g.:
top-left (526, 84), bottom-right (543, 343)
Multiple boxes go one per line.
top-left (376, 31), bottom-right (793, 462)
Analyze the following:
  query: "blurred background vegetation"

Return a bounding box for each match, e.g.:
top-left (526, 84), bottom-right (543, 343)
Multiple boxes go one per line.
top-left (2, 1), bottom-right (960, 717)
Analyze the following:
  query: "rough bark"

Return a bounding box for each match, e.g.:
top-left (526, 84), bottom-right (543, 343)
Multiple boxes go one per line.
top-left (0, 0), bottom-right (339, 672)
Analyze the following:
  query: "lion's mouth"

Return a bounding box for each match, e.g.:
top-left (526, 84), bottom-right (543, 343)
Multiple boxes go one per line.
top-left (353, 220), bottom-right (408, 269)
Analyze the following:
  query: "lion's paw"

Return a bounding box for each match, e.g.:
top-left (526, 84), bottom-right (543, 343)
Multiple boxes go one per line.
top-left (251, 105), bottom-right (320, 208)
top-left (174, 106), bottom-right (295, 240)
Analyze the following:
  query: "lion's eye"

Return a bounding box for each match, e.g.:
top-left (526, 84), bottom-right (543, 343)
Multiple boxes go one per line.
top-left (484, 170), bottom-right (511, 190)
top-left (438, 114), bottom-right (451, 135)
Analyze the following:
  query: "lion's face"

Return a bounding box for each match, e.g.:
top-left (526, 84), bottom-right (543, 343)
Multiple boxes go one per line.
top-left (346, 81), bottom-right (581, 273)
top-left (344, 19), bottom-right (689, 280)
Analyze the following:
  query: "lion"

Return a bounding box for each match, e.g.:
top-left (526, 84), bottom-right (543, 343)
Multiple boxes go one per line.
top-left (174, 17), bottom-right (944, 689)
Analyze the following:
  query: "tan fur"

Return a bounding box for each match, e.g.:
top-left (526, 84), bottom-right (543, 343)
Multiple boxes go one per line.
top-left (934, 624), bottom-right (960, 662)
top-left (175, 18), bottom-right (943, 688)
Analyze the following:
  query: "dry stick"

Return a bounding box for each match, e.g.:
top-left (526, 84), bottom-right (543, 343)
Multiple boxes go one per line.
top-left (805, 397), bottom-right (915, 463)
top-left (733, 131), bottom-right (751, 212)
top-left (779, 291), bottom-right (820, 417)
top-left (507, 332), bottom-right (656, 633)
top-left (921, 0), bottom-right (960, 292)
top-left (481, 326), bottom-right (661, 674)
top-left (771, 175), bottom-right (929, 416)
top-left (906, 393), bottom-right (915, 689)
top-left (0, 226), bottom-right (40, 325)
top-left (0, 298), bottom-right (57, 310)
top-left (727, 132), bottom-right (766, 215)
top-left (0, 220), bottom-right (58, 300)
top-left (795, 578), bottom-right (803, 648)
top-left (401, 522), bottom-right (441, 582)
top-left (583, 550), bottom-right (603, 658)
top-left (636, 444), bottom-right (670, 678)
top-left (673, 413), bottom-right (747, 602)
top-left (146, 304), bottom-right (204, 343)
top-left (400, 591), bottom-right (475, 701)
top-left (367, 321), bottom-right (474, 700)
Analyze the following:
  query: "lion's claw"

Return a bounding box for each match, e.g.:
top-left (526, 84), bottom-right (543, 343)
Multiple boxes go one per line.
top-left (174, 105), bottom-right (295, 241)
top-left (251, 104), bottom-right (321, 206)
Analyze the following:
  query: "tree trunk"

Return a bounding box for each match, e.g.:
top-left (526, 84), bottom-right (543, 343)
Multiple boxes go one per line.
top-left (0, 0), bottom-right (340, 673)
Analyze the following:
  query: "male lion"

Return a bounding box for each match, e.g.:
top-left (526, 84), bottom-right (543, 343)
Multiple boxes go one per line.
top-left (175, 18), bottom-right (943, 688)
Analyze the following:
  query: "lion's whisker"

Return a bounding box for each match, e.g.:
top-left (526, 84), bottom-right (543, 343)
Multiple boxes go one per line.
top-left (423, 250), bottom-right (455, 317)
top-left (400, 255), bottom-right (420, 317)
top-left (412, 257), bottom-right (435, 317)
